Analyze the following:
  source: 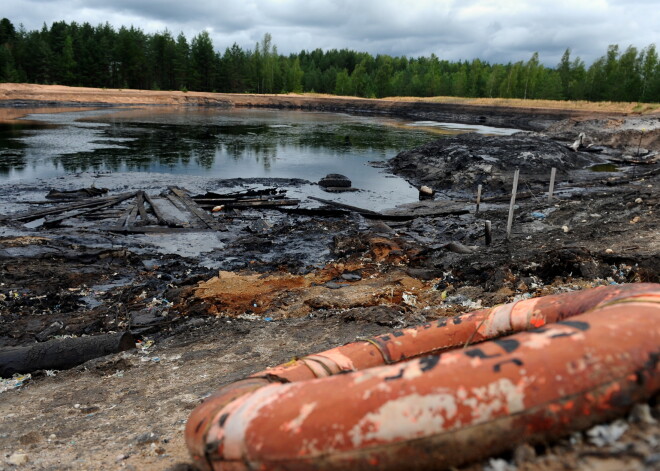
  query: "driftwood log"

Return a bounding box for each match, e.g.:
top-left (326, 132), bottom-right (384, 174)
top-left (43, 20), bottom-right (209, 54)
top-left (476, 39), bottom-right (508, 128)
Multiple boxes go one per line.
top-left (0, 332), bottom-right (135, 378)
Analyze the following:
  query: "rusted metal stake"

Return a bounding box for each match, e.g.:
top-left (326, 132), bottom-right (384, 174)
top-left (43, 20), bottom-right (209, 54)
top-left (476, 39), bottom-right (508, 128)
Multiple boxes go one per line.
top-left (476, 184), bottom-right (482, 214)
top-left (485, 220), bottom-right (492, 246)
top-left (506, 169), bottom-right (519, 240)
top-left (548, 167), bottom-right (557, 203)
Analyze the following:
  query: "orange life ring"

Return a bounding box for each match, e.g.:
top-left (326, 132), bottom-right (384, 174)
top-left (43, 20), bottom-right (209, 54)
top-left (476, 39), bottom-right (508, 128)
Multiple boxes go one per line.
top-left (186, 283), bottom-right (660, 470)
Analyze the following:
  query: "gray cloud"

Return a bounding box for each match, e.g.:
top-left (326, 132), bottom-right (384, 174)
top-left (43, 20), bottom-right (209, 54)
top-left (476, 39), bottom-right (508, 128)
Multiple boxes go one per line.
top-left (4, 0), bottom-right (659, 66)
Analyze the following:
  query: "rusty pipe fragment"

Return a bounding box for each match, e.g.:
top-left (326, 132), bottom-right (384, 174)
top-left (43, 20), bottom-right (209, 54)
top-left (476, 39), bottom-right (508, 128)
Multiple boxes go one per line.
top-left (186, 284), bottom-right (660, 470)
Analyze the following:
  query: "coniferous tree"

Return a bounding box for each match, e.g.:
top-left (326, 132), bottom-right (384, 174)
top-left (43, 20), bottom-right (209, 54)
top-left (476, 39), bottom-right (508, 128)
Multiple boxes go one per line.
top-left (190, 30), bottom-right (215, 91)
top-left (0, 17), bottom-right (658, 103)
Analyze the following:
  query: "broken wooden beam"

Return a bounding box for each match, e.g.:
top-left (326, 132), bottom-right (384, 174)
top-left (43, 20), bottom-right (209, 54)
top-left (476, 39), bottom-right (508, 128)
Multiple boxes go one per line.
top-left (124, 204), bottom-right (139, 228)
top-left (142, 192), bottom-right (168, 226)
top-left (42, 192), bottom-right (138, 228)
top-left (307, 196), bottom-right (383, 217)
top-left (1, 192), bottom-right (136, 223)
top-left (136, 191), bottom-right (150, 225)
top-left (169, 186), bottom-right (228, 231)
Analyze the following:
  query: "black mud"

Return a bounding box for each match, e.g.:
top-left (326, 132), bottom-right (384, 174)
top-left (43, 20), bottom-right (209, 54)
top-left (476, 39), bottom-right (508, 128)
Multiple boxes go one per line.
top-left (389, 132), bottom-right (603, 194)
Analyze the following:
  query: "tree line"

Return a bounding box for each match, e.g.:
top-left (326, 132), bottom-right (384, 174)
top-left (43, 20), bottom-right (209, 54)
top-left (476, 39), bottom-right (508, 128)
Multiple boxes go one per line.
top-left (1, 18), bottom-right (659, 102)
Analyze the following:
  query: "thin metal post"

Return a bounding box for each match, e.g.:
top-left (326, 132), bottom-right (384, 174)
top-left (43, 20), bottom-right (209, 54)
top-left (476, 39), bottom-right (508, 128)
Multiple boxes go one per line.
top-left (506, 169), bottom-right (519, 240)
top-left (485, 220), bottom-right (492, 246)
top-left (548, 167), bottom-right (556, 203)
top-left (476, 184), bottom-right (482, 214)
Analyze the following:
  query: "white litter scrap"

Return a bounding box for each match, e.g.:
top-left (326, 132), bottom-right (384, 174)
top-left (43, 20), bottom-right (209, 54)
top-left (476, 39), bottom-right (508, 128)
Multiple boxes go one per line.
top-left (587, 419), bottom-right (629, 447)
top-left (484, 458), bottom-right (516, 471)
top-left (402, 292), bottom-right (417, 306)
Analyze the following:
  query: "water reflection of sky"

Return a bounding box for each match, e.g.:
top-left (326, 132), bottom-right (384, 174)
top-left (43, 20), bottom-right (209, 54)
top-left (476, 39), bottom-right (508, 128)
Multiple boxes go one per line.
top-left (0, 107), bottom-right (519, 208)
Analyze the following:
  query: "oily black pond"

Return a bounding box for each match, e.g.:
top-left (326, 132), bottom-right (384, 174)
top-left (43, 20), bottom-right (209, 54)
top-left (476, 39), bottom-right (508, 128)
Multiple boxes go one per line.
top-left (0, 108), bottom-right (435, 185)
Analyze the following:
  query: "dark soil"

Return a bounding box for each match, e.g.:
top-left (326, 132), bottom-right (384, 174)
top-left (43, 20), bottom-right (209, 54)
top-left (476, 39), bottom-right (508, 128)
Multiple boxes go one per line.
top-left (389, 133), bottom-right (601, 194)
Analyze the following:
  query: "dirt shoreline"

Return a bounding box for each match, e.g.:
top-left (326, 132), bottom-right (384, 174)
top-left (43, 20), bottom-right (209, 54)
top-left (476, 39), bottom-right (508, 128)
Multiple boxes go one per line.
top-left (0, 83), bottom-right (636, 132)
top-left (0, 87), bottom-right (659, 471)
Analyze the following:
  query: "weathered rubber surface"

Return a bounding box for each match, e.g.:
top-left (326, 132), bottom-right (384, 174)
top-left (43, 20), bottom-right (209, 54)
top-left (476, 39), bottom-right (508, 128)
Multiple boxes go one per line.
top-left (319, 174), bottom-right (351, 188)
top-left (186, 284), bottom-right (660, 471)
top-left (254, 283), bottom-right (658, 382)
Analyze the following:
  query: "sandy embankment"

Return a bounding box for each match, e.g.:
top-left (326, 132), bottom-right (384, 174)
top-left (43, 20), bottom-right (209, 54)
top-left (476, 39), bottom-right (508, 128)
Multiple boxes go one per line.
top-left (0, 82), bottom-right (638, 131)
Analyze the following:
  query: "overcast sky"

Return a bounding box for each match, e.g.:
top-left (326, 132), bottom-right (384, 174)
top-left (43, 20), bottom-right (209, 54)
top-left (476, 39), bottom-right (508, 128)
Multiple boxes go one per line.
top-left (3, 0), bottom-right (659, 66)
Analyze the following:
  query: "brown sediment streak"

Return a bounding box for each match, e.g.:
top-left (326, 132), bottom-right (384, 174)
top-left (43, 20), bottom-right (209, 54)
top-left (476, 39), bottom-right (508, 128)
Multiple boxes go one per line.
top-left (185, 283), bottom-right (660, 471)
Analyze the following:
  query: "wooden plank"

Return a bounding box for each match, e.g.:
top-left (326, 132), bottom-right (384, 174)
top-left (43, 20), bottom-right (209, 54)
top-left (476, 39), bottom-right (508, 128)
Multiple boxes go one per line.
top-left (2, 192), bottom-right (135, 223)
top-left (126, 204), bottom-right (139, 227)
top-left (142, 193), bottom-right (168, 226)
top-left (118, 204), bottom-right (135, 227)
top-left (42, 192), bottom-right (137, 228)
top-left (166, 194), bottom-right (189, 213)
top-left (169, 186), bottom-right (228, 231)
top-left (147, 197), bottom-right (190, 228)
top-left (136, 191), bottom-right (150, 223)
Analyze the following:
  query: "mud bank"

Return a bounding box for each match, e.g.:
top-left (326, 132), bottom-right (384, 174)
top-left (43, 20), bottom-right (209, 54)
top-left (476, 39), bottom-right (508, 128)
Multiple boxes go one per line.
top-left (0, 83), bottom-right (622, 132)
top-left (546, 114), bottom-right (660, 152)
top-left (389, 133), bottom-right (600, 193)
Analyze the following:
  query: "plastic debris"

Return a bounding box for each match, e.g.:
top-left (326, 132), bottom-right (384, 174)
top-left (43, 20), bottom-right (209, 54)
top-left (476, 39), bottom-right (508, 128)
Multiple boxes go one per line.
top-left (401, 292), bottom-right (417, 306)
top-left (587, 419), bottom-right (629, 447)
top-left (137, 339), bottom-right (154, 353)
top-left (531, 211), bottom-right (546, 219)
top-left (0, 374), bottom-right (31, 394)
top-left (484, 458), bottom-right (516, 471)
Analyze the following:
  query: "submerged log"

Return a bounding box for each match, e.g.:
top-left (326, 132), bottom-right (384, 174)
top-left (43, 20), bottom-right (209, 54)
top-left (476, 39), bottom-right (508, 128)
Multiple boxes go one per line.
top-left (46, 187), bottom-right (109, 200)
top-left (307, 196), bottom-right (382, 217)
top-left (0, 332), bottom-right (135, 378)
top-left (200, 188), bottom-right (280, 199)
top-left (225, 199), bottom-right (300, 208)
